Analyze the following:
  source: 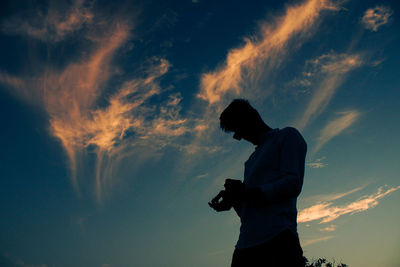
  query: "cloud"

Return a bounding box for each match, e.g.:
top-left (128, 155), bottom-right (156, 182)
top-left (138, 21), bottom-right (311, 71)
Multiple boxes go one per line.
top-left (195, 173), bottom-right (208, 179)
top-left (198, 0), bottom-right (340, 105)
top-left (307, 156), bottom-right (328, 168)
top-left (46, 53), bottom-right (194, 202)
top-left (1, 0), bottom-right (94, 42)
top-left (40, 23), bottom-right (134, 197)
top-left (320, 224), bottom-right (336, 232)
top-left (312, 185), bottom-right (366, 203)
top-left (298, 185), bottom-right (400, 224)
top-left (302, 235), bottom-right (334, 247)
top-left (300, 184), bottom-right (367, 208)
top-left (312, 110), bottom-right (360, 154)
top-left (186, 0), bottom-right (344, 178)
top-left (295, 52), bottom-right (363, 130)
top-left (0, 21), bottom-right (129, 199)
top-left (0, 73), bottom-right (33, 103)
top-left (307, 162), bottom-right (327, 168)
top-left (0, 0), bottom-right (225, 203)
top-left (0, 73), bottom-right (25, 88)
top-left (362, 6), bottom-right (393, 32)
top-left (0, 13), bottom-right (195, 202)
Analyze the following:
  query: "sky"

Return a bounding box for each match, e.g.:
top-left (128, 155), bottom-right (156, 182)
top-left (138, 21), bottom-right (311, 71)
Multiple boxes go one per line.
top-left (0, 0), bottom-right (399, 266)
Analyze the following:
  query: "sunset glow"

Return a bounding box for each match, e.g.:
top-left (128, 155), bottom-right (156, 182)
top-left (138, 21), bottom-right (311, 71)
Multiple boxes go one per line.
top-left (1, 0), bottom-right (399, 266)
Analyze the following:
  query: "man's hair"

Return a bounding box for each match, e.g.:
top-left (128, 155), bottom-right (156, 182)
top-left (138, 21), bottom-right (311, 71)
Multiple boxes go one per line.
top-left (219, 99), bottom-right (264, 132)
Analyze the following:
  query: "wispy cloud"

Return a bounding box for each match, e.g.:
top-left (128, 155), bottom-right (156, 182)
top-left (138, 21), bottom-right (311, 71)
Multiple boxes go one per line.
top-left (298, 185), bottom-right (400, 224)
top-left (195, 173), bottom-right (209, 179)
top-left (302, 235), bottom-right (334, 247)
top-left (198, 0), bottom-right (340, 105)
top-left (0, 72), bottom-right (32, 103)
top-left (362, 6), bottom-right (393, 32)
top-left (320, 224), bottom-right (336, 232)
top-left (307, 185), bottom-right (366, 203)
top-left (46, 52), bottom-right (198, 202)
top-left (307, 162), bottom-right (327, 168)
top-left (307, 156), bottom-right (328, 168)
top-left (188, 0), bottom-right (344, 177)
top-left (295, 52), bottom-right (363, 130)
top-left (312, 110), bottom-right (360, 154)
top-left (0, 73), bottom-right (25, 88)
top-left (0, 8), bottom-right (195, 202)
top-left (300, 184), bottom-right (368, 210)
top-left (1, 0), bottom-right (94, 42)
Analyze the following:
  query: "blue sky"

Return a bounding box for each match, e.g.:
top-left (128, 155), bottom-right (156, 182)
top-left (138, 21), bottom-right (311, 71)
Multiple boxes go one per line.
top-left (0, 0), bottom-right (399, 266)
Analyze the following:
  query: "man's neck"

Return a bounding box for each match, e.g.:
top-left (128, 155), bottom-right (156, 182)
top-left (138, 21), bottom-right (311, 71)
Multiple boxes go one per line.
top-left (253, 125), bottom-right (272, 146)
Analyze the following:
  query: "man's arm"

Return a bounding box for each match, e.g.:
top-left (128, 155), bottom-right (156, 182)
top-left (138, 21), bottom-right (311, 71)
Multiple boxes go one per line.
top-left (232, 203), bottom-right (242, 217)
top-left (224, 128), bottom-right (307, 205)
top-left (257, 127), bottom-right (307, 203)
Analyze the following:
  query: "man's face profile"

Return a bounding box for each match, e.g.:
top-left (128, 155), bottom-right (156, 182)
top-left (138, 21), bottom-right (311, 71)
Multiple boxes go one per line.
top-left (232, 122), bottom-right (247, 141)
top-left (232, 123), bottom-right (252, 142)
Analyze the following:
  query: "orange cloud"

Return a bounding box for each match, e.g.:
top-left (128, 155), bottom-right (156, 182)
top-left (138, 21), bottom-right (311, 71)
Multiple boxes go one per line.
top-left (38, 23), bottom-right (132, 195)
top-left (362, 6), bottom-right (392, 32)
top-left (312, 110), bottom-right (360, 154)
top-left (1, 0), bottom-right (93, 42)
top-left (198, 0), bottom-right (340, 105)
top-left (302, 235), bottom-right (334, 247)
top-left (48, 55), bottom-right (186, 202)
top-left (302, 184), bottom-right (367, 205)
top-left (0, 16), bottom-right (193, 202)
top-left (319, 224), bottom-right (336, 232)
top-left (295, 52), bottom-right (362, 130)
top-left (298, 185), bottom-right (400, 224)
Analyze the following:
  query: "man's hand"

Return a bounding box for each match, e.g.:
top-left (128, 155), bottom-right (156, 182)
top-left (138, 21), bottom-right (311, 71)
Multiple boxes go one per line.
top-left (208, 190), bottom-right (233, 212)
top-left (225, 179), bottom-right (266, 206)
top-left (224, 179), bottom-right (245, 203)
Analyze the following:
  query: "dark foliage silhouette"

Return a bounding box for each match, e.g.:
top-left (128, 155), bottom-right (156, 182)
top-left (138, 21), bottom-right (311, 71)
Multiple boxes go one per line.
top-left (304, 256), bottom-right (348, 267)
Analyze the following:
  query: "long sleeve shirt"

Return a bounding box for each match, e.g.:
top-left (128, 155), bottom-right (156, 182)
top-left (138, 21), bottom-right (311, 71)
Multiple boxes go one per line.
top-left (235, 127), bottom-right (307, 249)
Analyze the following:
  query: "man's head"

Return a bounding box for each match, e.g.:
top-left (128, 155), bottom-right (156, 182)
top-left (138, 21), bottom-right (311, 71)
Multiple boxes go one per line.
top-left (219, 99), bottom-right (270, 144)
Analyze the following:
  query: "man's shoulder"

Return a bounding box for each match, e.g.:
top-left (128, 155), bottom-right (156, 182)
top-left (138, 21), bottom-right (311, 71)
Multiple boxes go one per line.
top-left (280, 127), bottom-right (307, 148)
top-left (280, 127), bottom-right (301, 136)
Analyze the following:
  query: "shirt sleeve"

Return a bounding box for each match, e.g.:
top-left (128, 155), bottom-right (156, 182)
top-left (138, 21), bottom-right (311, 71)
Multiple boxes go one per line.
top-left (233, 203), bottom-right (242, 217)
top-left (258, 127), bottom-right (307, 203)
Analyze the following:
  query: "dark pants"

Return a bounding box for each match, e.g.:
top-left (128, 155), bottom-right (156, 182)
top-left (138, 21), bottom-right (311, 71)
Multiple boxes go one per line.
top-left (231, 230), bottom-right (305, 267)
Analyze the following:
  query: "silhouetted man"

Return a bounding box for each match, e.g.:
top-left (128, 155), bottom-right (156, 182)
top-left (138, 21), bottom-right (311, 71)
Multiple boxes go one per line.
top-left (209, 99), bottom-right (307, 267)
